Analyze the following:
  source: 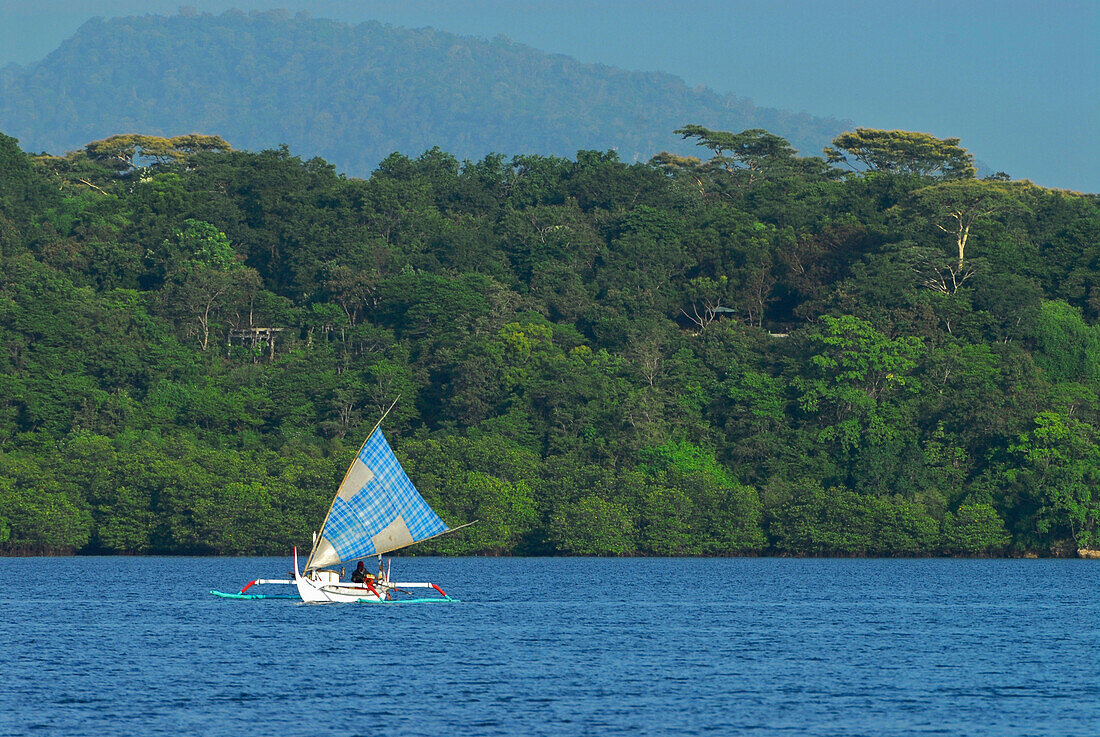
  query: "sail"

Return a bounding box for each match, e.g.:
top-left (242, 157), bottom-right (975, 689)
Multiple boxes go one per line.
top-left (305, 427), bottom-right (448, 570)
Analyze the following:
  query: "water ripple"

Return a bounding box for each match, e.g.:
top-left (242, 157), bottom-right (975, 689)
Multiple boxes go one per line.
top-left (1, 557), bottom-right (1099, 736)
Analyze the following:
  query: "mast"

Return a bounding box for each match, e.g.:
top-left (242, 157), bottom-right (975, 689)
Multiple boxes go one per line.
top-left (303, 396), bottom-right (400, 573)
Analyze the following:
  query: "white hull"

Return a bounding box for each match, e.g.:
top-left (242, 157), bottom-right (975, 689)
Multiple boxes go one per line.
top-left (214, 548), bottom-right (452, 603)
top-left (296, 577), bottom-right (393, 603)
top-left (295, 573), bottom-right (394, 603)
top-left (293, 547), bottom-right (389, 602)
top-left (290, 547), bottom-right (449, 603)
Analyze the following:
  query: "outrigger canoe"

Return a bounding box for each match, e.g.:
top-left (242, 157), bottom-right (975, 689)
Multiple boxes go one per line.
top-left (211, 401), bottom-right (469, 603)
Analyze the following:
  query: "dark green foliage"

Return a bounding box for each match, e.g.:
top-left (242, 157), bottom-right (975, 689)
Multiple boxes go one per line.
top-left (941, 503), bottom-right (1011, 555)
top-left (768, 484), bottom-right (939, 556)
top-left (1032, 300), bottom-right (1100, 386)
top-left (639, 441), bottom-right (765, 554)
top-left (0, 133), bottom-right (61, 259)
top-left (1, 124), bottom-right (1099, 558)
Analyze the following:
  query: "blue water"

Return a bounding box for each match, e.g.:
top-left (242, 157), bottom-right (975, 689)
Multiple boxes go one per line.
top-left (1, 557), bottom-right (1099, 736)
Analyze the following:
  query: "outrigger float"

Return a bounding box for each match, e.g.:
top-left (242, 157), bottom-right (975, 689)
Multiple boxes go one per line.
top-left (211, 402), bottom-right (470, 604)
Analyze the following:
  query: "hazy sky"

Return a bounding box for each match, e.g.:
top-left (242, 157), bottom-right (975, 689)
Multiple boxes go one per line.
top-left (1, 0), bottom-right (1097, 192)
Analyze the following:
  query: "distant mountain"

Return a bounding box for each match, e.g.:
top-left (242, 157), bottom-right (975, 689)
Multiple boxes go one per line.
top-left (0, 9), bottom-right (850, 174)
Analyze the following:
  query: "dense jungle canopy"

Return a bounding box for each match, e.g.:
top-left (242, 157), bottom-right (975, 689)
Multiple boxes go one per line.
top-left (1, 127), bottom-right (1099, 557)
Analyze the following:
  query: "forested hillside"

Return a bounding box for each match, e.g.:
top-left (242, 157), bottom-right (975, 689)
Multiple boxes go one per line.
top-left (0, 10), bottom-right (847, 176)
top-left (2, 126), bottom-right (1099, 558)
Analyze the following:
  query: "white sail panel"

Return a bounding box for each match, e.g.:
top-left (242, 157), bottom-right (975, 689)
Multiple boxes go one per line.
top-left (309, 537), bottom-right (341, 570)
top-left (372, 515), bottom-right (415, 552)
top-left (336, 458), bottom-right (374, 501)
top-left (307, 428), bottom-right (447, 569)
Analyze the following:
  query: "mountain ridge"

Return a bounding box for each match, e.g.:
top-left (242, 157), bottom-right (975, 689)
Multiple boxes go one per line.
top-left (0, 9), bottom-right (851, 174)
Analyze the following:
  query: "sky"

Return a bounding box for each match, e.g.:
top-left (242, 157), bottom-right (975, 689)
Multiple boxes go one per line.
top-left (1, 0), bottom-right (1097, 193)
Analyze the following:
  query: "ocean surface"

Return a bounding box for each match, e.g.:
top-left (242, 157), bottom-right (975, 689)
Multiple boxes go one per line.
top-left (1, 556), bottom-right (1098, 736)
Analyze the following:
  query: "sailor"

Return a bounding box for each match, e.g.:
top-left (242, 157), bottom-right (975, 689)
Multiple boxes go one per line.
top-left (351, 560), bottom-right (372, 584)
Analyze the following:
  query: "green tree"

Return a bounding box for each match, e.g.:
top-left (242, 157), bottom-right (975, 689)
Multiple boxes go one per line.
top-left (83, 133), bottom-right (230, 172)
top-left (431, 471), bottom-right (538, 554)
top-left (157, 220), bottom-right (261, 350)
top-left (1005, 412), bottom-right (1100, 550)
top-left (637, 477), bottom-right (694, 555)
top-left (642, 441), bottom-right (765, 553)
top-left (796, 315), bottom-right (923, 455)
top-left (673, 125), bottom-right (799, 187)
top-left (825, 128), bottom-right (976, 179)
top-left (0, 133), bottom-right (59, 258)
top-left (0, 453), bottom-right (93, 551)
top-left (1032, 300), bottom-right (1100, 387)
top-left (907, 180), bottom-right (1024, 291)
top-left (549, 495), bottom-right (638, 556)
top-left (769, 484), bottom-right (939, 555)
top-left (942, 503), bottom-right (1010, 555)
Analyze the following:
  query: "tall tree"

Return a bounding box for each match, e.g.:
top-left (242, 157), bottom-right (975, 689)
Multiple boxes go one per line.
top-left (670, 125), bottom-right (800, 188)
top-left (1005, 412), bottom-right (1100, 550)
top-left (158, 219), bottom-right (259, 350)
top-left (906, 180), bottom-right (1024, 293)
top-left (825, 128), bottom-right (976, 180)
top-left (83, 134), bottom-right (231, 172)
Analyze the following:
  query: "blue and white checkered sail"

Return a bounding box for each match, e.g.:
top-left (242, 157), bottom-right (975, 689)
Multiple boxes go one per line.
top-left (305, 428), bottom-right (448, 570)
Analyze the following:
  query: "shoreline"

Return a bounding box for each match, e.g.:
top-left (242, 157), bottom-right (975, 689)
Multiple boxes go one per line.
top-left (1, 550), bottom-right (1091, 560)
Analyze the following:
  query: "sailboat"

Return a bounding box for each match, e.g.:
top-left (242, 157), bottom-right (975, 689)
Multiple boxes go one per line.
top-left (211, 404), bottom-right (467, 603)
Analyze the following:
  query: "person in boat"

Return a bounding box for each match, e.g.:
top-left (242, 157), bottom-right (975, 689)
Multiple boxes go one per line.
top-left (351, 560), bottom-right (374, 584)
